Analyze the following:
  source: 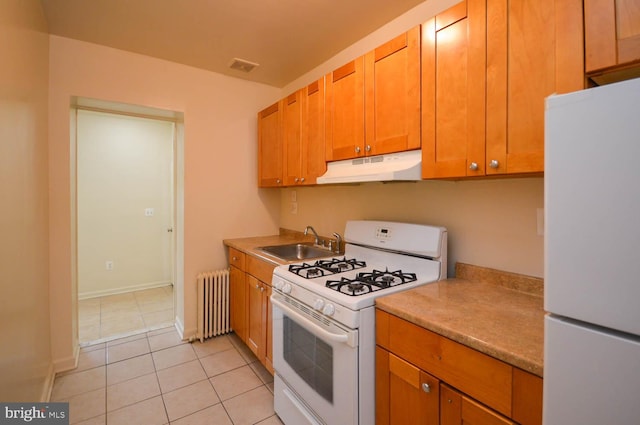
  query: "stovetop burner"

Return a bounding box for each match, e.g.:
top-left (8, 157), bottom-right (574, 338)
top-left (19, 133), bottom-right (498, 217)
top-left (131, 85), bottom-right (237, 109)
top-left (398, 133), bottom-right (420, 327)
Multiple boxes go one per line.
top-left (325, 268), bottom-right (418, 296)
top-left (288, 257), bottom-right (367, 279)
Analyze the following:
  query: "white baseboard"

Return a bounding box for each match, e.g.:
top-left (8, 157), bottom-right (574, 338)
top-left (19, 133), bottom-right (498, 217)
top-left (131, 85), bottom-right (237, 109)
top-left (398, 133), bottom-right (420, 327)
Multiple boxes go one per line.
top-left (40, 363), bottom-right (56, 402)
top-left (52, 343), bottom-right (80, 376)
top-left (78, 281), bottom-right (173, 300)
top-left (174, 315), bottom-right (197, 342)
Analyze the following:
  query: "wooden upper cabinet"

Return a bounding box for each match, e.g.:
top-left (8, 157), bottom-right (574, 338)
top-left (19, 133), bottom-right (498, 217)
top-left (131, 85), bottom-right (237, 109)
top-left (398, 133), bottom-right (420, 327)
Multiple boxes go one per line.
top-left (325, 58), bottom-right (365, 161)
top-left (326, 27), bottom-right (421, 162)
top-left (486, 0), bottom-right (583, 175)
top-left (585, 0), bottom-right (640, 79)
top-left (257, 101), bottom-right (283, 187)
top-left (365, 26), bottom-right (421, 156)
top-left (301, 78), bottom-right (327, 184)
top-left (282, 90), bottom-right (303, 186)
top-left (422, 0), bottom-right (486, 178)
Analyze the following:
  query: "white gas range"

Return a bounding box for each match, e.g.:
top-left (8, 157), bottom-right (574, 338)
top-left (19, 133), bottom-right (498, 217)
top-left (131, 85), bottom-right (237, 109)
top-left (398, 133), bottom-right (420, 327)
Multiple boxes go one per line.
top-left (270, 220), bottom-right (447, 425)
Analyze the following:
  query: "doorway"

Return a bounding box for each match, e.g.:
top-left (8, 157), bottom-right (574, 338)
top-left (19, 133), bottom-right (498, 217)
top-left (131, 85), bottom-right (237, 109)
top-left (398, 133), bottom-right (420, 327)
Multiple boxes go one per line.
top-left (76, 108), bottom-right (177, 344)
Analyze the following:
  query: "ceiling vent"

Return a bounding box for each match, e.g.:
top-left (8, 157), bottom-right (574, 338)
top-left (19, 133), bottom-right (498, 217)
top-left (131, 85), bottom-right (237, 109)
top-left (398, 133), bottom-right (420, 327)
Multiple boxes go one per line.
top-left (229, 58), bottom-right (260, 73)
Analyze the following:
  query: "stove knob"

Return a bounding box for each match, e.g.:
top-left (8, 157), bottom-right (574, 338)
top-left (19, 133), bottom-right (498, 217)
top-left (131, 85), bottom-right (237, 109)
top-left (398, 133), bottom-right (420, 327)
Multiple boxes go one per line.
top-left (322, 304), bottom-right (335, 316)
top-left (282, 283), bottom-right (292, 294)
top-left (274, 280), bottom-right (284, 291)
top-left (313, 299), bottom-right (325, 311)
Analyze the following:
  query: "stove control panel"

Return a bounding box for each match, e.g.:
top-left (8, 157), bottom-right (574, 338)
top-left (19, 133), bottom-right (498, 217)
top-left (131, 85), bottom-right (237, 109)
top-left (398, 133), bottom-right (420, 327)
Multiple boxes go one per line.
top-left (375, 226), bottom-right (393, 240)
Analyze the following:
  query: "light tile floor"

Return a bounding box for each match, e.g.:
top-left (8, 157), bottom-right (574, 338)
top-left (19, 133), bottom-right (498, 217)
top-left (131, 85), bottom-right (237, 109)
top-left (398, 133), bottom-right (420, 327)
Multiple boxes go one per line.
top-left (51, 326), bottom-right (284, 425)
top-left (79, 286), bottom-right (174, 345)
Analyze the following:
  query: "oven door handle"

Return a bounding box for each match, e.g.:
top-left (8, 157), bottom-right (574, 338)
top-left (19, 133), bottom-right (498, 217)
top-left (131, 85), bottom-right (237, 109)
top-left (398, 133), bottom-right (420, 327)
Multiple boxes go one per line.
top-left (271, 296), bottom-right (353, 345)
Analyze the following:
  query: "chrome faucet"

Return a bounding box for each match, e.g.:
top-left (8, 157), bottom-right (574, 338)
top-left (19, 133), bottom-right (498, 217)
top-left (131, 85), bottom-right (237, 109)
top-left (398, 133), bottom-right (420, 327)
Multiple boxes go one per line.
top-left (304, 225), bottom-right (320, 245)
top-left (332, 232), bottom-right (343, 254)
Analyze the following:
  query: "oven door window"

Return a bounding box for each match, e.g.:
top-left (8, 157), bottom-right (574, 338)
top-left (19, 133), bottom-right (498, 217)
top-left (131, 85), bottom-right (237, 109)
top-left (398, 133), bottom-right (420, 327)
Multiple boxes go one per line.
top-left (283, 316), bottom-right (333, 403)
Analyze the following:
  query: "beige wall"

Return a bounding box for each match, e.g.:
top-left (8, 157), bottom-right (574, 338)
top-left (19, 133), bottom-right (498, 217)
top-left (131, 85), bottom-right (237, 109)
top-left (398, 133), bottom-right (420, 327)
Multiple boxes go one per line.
top-left (0, 0), bottom-right (52, 401)
top-left (77, 110), bottom-right (174, 298)
top-left (280, 179), bottom-right (544, 278)
top-left (49, 36), bottom-right (282, 367)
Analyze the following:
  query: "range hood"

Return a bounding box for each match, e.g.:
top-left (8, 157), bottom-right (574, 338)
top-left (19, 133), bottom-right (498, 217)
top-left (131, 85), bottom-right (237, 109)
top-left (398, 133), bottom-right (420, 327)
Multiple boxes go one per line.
top-left (316, 149), bottom-right (422, 184)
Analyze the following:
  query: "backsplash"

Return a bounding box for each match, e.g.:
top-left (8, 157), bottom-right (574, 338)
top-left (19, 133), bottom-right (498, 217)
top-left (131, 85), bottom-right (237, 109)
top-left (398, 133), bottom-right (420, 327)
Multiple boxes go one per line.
top-left (279, 177), bottom-right (544, 278)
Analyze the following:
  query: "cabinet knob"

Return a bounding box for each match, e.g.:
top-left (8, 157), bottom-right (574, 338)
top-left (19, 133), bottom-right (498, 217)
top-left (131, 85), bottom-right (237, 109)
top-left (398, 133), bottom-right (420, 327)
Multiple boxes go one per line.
top-left (489, 159), bottom-right (500, 169)
top-left (255, 283), bottom-right (261, 289)
top-left (355, 146), bottom-right (361, 154)
top-left (421, 383), bottom-right (431, 393)
top-left (365, 145), bottom-right (371, 152)
top-left (300, 177), bottom-right (305, 183)
top-left (294, 177), bottom-right (299, 183)
top-left (276, 178), bottom-right (281, 184)
top-left (469, 162), bottom-right (479, 171)
top-left (232, 256), bottom-right (238, 261)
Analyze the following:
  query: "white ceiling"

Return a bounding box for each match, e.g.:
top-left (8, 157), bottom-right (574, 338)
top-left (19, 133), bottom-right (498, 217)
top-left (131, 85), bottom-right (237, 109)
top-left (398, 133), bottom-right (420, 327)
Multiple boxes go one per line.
top-left (40, 0), bottom-right (425, 88)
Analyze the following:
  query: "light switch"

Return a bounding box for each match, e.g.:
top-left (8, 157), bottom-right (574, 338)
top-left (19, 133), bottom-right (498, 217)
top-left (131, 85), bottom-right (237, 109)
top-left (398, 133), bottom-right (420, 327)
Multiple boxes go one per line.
top-left (145, 208), bottom-right (154, 217)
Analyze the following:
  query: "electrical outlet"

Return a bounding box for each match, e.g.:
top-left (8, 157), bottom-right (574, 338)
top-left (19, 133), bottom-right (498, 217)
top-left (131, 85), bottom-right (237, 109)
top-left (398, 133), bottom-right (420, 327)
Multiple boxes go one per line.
top-left (106, 261), bottom-right (114, 271)
top-left (290, 202), bottom-right (298, 215)
top-left (291, 190), bottom-right (297, 202)
top-left (537, 208), bottom-right (544, 236)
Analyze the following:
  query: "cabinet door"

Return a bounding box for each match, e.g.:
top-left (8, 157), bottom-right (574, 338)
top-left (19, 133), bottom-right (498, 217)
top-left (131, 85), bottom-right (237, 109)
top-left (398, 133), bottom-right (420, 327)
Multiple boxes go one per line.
top-left (229, 265), bottom-right (246, 342)
top-left (258, 101), bottom-right (283, 187)
top-left (365, 26), bottom-right (421, 156)
top-left (486, 0), bottom-right (582, 174)
top-left (422, 0), bottom-right (486, 178)
top-left (376, 347), bottom-right (439, 425)
top-left (282, 90), bottom-right (303, 186)
top-left (441, 384), bottom-right (515, 425)
top-left (301, 77), bottom-right (327, 184)
top-left (585, 0), bottom-right (640, 73)
top-left (263, 284), bottom-right (274, 374)
top-left (325, 58), bottom-right (365, 161)
top-left (246, 275), bottom-right (265, 361)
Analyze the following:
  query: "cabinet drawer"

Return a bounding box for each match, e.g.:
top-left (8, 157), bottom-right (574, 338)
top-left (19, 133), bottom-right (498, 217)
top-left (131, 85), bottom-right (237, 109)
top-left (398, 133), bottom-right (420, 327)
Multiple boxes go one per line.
top-left (247, 255), bottom-right (276, 285)
top-left (228, 248), bottom-right (246, 271)
top-left (379, 310), bottom-right (513, 417)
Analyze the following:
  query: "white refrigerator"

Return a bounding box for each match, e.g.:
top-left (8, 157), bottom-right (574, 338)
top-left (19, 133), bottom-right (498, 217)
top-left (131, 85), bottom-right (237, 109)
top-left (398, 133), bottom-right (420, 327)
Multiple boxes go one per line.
top-left (544, 77), bottom-right (640, 424)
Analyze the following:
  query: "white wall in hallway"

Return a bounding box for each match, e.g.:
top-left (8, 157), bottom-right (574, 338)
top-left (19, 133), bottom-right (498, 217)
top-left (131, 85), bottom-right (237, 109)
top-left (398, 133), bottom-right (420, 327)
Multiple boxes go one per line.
top-left (77, 110), bottom-right (174, 298)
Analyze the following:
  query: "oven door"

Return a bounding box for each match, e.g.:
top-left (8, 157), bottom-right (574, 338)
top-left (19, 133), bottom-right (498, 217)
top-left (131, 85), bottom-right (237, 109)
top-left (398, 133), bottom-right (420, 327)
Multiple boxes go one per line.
top-left (271, 293), bottom-right (359, 425)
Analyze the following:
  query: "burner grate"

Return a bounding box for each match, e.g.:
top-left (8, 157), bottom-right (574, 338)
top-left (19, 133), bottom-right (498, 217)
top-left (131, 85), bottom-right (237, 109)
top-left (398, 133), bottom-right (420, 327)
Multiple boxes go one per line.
top-left (325, 268), bottom-right (417, 296)
top-left (288, 257), bottom-right (366, 279)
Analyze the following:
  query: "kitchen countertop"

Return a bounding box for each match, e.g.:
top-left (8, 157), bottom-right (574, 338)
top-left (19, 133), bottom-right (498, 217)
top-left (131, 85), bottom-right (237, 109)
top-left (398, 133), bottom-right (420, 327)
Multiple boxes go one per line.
top-left (223, 235), bottom-right (545, 377)
top-left (376, 263), bottom-right (544, 377)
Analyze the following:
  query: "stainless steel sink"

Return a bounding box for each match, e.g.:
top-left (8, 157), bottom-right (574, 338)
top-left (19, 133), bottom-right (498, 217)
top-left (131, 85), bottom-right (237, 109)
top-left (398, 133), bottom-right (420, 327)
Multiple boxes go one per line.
top-left (257, 243), bottom-right (335, 261)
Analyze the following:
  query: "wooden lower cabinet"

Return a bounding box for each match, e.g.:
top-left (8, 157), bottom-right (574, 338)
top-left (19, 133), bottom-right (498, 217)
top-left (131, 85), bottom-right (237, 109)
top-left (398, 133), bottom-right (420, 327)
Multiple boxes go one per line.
top-left (246, 275), bottom-right (273, 371)
top-left (228, 247), bottom-right (275, 373)
top-left (441, 384), bottom-right (515, 425)
top-left (229, 265), bottom-right (247, 342)
top-left (376, 347), bottom-right (439, 425)
top-left (246, 275), bottom-right (265, 359)
top-left (376, 309), bottom-right (542, 425)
